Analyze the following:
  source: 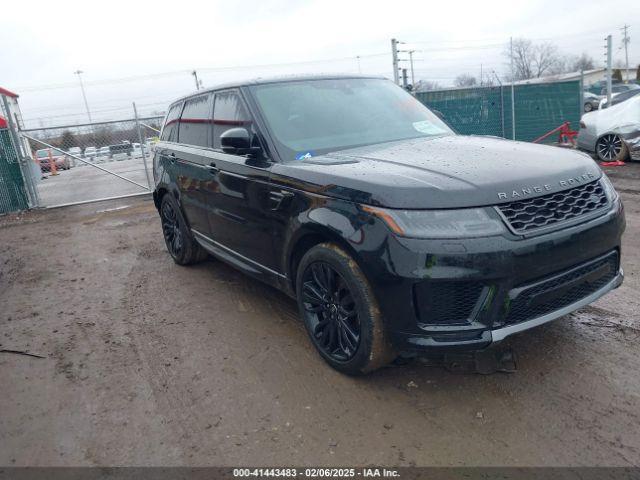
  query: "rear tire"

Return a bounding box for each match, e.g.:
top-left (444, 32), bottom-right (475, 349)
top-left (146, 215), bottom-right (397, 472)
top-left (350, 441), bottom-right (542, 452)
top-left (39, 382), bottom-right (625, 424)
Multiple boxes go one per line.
top-left (296, 243), bottom-right (395, 375)
top-left (596, 134), bottom-right (628, 161)
top-left (159, 194), bottom-right (208, 265)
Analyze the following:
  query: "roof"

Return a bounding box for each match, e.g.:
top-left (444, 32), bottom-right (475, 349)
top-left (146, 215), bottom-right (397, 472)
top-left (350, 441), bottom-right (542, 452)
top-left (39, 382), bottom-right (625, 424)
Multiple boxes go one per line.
top-left (170, 73), bottom-right (387, 105)
top-left (0, 87), bottom-right (18, 98)
top-left (512, 67), bottom-right (639, 85)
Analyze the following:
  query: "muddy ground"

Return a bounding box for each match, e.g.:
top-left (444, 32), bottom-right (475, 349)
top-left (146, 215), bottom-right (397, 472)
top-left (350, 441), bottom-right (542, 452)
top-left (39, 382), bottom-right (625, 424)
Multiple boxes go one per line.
top-left (1, 163), bottom-right (639, 467)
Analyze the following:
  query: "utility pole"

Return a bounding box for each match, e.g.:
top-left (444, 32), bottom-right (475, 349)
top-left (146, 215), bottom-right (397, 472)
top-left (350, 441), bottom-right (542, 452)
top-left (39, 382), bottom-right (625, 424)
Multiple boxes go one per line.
top-left (621, 24), bottom-right (630, 83)
top-left (192, 70), bottom-right (201, 90)
top-left (391, 39), bottom-right (400, 84)
top-left (605, 34), bottom-right (613, 105)
top-left (73, 70), bottom-right (92, 124)
top-left (408, 50), bottom-right (416, 87)
top-left (401, 68), bottom-right (409, 89)
top-left (480, 63), bottom-right (483, 87)
top-left (356, 55), bottom-right (361, 74)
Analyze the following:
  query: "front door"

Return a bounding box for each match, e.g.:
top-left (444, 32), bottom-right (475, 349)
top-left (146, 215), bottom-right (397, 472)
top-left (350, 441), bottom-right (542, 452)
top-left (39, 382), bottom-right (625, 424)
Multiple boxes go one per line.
top-left (205, 89), bottom-right (278, 272)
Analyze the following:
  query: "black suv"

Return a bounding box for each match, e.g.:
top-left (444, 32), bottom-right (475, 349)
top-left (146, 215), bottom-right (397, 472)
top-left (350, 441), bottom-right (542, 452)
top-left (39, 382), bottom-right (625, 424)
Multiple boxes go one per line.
top-left (153, 75), bottom-right (625, 375)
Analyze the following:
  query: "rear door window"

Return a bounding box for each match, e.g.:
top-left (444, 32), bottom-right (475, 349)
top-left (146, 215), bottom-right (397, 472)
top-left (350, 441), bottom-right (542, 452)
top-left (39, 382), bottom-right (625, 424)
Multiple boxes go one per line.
top-left (178, 93), bottom-right (213, 147)
top-left (161, 102), bottom-right (183, 142)
top-left (212, 90), bottom-right (252, 149)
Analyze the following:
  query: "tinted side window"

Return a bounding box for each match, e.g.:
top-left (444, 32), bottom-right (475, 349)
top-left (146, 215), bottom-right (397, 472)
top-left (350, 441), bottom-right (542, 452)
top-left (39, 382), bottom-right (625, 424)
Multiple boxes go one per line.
top-left (212, 91), bottom-right (252, 149)
top-left (161, 102), bottom-right (183, 142)
top-left (178, 94), bottom-right (212, 147)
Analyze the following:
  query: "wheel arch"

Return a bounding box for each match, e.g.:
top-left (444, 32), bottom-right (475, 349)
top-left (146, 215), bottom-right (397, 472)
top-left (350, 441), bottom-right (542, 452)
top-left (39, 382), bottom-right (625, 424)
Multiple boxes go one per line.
top-left (287, 224), bottom-right (363, 294)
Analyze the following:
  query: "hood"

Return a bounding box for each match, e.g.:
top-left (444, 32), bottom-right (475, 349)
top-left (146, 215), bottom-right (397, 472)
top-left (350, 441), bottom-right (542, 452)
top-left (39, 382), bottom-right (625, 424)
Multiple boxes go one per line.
top-left (271, 135), bottom-right (602, 209)
top-left (582, 95), bottom-right (640, 136)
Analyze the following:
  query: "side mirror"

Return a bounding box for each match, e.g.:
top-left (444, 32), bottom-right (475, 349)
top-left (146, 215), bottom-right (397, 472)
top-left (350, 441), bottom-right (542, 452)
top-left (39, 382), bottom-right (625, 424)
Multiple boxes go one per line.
top-left (220, 128), bottom-right (261, 156)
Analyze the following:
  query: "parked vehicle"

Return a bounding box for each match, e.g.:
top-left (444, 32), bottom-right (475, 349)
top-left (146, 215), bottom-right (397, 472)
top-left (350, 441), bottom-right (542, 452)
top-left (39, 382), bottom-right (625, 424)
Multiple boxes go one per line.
top-left (153, 75), bottom-right (624, 374)
top-left (35, 148), bottom-right (71, 172)
top-left (600, 83), bottom-right (640, 97)
top-left (579, 95), bottom-right (640, 162)
top-left (66, 147), bottom-right (81, 167)
top-left (97, 146), bottom-right (110, 161)
top-left (598, 88), bottom-right (640, 110)
top-left (84, 146), bottom-right (97, 160)
top-left (109, 143), bottom-right (133, 160)
top-left (583, 91), bottom-right (601, 112)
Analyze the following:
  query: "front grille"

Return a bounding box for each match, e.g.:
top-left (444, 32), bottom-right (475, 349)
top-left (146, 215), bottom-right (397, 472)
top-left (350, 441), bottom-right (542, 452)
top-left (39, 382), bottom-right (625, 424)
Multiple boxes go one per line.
top-left (504, 251), bottom-right (618, 325)
top-left (414, 281), bottom-right (485, 325)
top-left (497, 180), bottom-right (608, 234)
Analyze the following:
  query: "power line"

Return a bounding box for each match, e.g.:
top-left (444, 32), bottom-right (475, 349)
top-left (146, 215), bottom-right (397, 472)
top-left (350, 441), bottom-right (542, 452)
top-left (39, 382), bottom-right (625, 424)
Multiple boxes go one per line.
top-left (15, 53), bottom-right (388, 93)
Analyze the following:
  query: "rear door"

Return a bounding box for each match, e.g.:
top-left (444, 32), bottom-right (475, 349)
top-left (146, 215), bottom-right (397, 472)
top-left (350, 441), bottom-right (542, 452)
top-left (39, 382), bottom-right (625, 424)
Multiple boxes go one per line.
top-left (204, 89), bottom-right (278, 272)
top-left (171, 93), bottom-right (215, 235)
top-left (156, 100), bottom-right (183, 198)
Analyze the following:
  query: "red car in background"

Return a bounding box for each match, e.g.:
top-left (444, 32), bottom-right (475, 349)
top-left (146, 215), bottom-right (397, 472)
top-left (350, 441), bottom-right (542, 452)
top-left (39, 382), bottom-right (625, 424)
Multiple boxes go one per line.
top-left (35, 148), bottom-right (72, 172)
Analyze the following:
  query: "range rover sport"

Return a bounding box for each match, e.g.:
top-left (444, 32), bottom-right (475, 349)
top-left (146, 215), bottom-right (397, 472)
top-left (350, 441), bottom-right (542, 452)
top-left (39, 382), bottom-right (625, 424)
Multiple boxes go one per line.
top-left (152, 75), bottom-right (625, 375)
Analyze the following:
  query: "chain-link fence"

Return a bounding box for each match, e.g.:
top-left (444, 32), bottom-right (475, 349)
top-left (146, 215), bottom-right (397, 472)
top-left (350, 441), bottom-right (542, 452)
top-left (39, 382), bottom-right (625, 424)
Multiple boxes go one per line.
top-left (19, 116), bottom-right (162, 207)
top-left (416, 80), bottom-right (582, 144)
top-left (0, 128), bottom-right (30, 214)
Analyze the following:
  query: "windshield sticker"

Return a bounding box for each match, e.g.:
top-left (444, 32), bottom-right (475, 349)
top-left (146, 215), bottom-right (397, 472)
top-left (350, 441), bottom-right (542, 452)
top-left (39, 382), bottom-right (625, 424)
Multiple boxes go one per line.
top-left (295, 151), bottom-right (315, 160)
top-left (412, 121), bottom-right (447, 135)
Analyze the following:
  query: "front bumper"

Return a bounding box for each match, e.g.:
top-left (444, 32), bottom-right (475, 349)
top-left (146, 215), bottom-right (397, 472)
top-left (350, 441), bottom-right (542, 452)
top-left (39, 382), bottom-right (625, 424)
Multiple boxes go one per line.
top-left (355, 199), bottom-right (625, 353)
top-left (490, 268), bottom-right (622, 342)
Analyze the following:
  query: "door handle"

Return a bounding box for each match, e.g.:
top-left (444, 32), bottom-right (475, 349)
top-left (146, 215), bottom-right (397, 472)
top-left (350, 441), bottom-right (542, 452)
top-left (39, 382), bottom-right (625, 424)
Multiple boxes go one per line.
top-left (209, 162), bottom-right (219, 174)
top-left (268, 190), bottom-right (294, 210)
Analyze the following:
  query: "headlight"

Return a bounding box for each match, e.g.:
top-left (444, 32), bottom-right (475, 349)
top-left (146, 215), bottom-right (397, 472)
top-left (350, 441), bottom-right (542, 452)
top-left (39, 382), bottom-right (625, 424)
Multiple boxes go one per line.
top-left (362, 205), bottom-right (506, 239)
top-left (600, 173), bottom-right (619, 202)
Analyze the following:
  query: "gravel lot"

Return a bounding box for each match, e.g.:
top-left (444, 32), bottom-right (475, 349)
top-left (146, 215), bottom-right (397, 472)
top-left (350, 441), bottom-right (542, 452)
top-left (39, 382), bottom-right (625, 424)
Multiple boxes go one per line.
top-left (36, 156), bottom-right (151, 207)
top-left (1, 162), bottom-right (639, 467)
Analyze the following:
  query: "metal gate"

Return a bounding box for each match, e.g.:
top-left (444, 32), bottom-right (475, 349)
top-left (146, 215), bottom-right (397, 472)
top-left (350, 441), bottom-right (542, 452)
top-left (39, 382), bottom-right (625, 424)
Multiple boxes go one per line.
top-left (18, 115), bottom-right (162, 208)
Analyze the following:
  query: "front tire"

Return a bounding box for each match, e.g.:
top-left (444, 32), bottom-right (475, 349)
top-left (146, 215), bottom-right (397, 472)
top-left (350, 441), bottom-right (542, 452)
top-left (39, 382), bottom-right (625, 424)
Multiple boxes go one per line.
top-left (160, 194), bottom-right (208, 265)
top-left (596, 134), bottom-right (628, 161)
top-left (296, 243), bottom-right (395, 375)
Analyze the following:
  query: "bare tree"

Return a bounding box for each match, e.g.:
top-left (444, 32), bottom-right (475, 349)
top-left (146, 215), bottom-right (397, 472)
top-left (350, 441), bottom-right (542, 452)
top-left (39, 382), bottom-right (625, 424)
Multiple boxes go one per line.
top-left (414, 80), bottom-right (442, 92)
top-left (572, 53), bottom-right (595, 71)
top-left (505, 38), bottom-right (563, 80)
top-left (454, 74), bottom-right (477, 87)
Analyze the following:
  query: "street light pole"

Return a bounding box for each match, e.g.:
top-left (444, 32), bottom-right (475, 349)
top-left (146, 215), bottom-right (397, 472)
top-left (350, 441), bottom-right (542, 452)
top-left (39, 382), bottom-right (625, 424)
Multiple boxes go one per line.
top-left (73, 70), bottom-right (92, 124)
top-left (192, 70), bottom-right (201, 90)
top-left (408, 50), bottom-right (415, 87)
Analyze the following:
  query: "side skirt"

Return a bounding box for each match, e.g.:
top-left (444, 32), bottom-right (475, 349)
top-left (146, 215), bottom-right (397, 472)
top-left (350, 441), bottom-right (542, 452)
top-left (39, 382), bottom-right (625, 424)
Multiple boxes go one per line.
top-left (191, 229), bottom-right (292, 295)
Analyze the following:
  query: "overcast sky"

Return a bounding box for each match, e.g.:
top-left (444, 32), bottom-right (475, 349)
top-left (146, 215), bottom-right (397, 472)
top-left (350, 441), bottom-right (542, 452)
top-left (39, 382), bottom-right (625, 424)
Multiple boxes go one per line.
top-left (1, 0), bottom-right (638, 127)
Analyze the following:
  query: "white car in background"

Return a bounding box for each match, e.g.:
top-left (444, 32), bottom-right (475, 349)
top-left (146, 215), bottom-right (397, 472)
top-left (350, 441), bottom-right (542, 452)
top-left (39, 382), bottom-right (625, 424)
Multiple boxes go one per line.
top-left (578, 95), bottom-right (640, 162)
top-left (97, 146), bottom-right (110, 162)
top-left (84, 146), bottom-right (97, 161)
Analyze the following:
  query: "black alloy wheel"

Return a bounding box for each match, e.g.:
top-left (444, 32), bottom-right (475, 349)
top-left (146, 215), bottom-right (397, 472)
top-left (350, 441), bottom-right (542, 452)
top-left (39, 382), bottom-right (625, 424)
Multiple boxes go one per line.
top-left (296, 243), bottom-right (394, 375)
top-left (159, 194), bottom-right (208, 265)
top-left (161, 200), bottom-right (184, 259)
top-left (301, 261), bottom-right (361, 362)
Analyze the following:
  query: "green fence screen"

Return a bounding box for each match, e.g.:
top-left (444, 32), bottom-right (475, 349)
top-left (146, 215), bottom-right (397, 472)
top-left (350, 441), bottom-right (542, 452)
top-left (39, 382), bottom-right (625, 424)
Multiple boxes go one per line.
top-left (0, 128), bottom-right (29, 214)
top-left (416, 80), bottom-right (581, 143)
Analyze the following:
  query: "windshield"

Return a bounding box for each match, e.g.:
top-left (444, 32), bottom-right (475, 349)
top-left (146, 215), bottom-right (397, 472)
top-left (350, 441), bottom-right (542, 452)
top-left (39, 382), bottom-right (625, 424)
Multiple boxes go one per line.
top-left (250, 78), bottom-right (453, 161)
